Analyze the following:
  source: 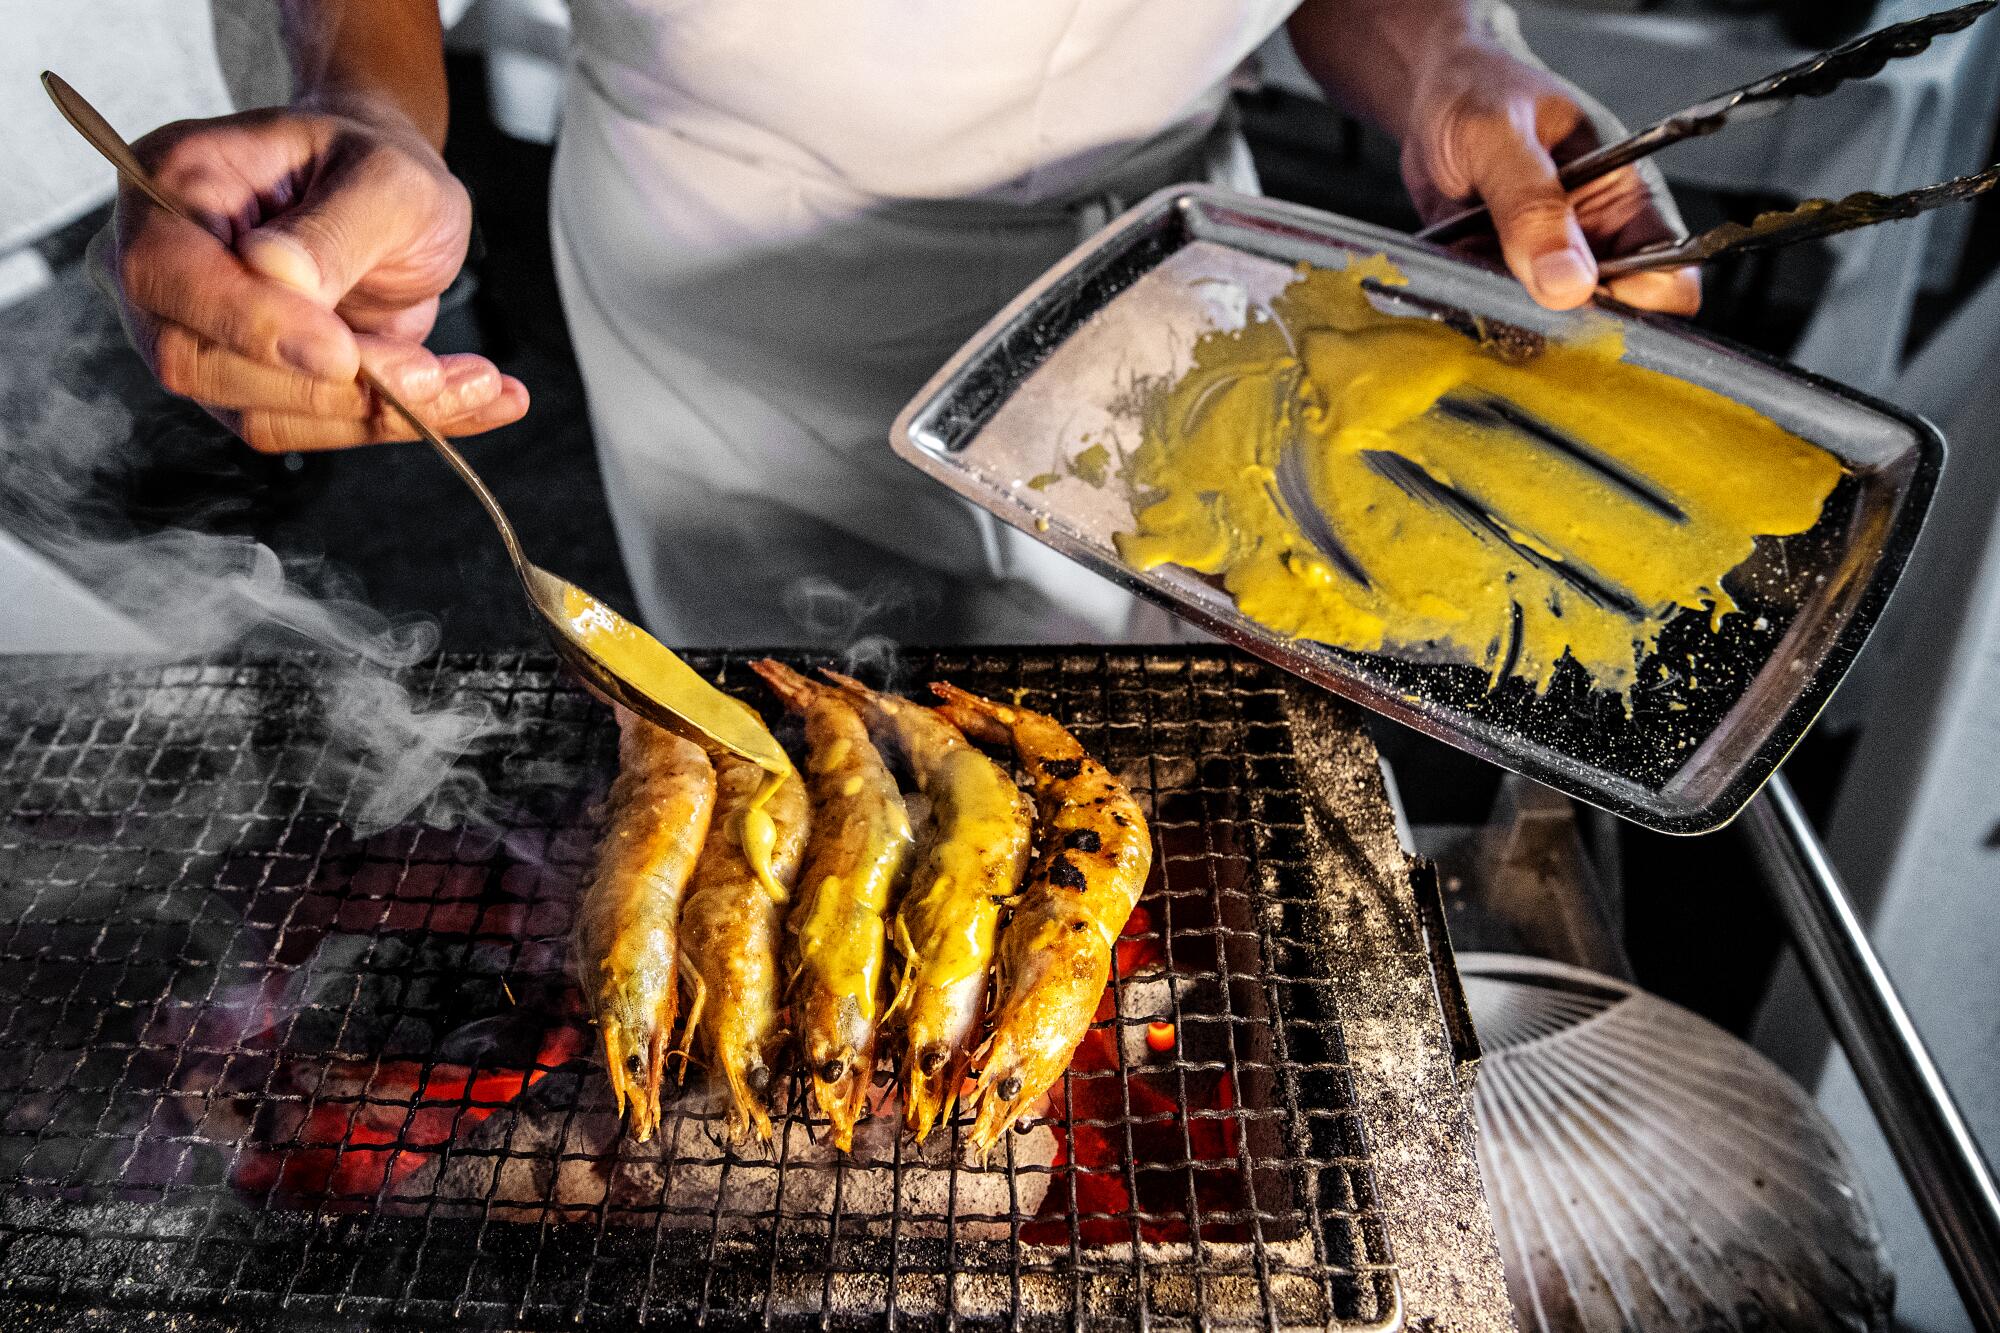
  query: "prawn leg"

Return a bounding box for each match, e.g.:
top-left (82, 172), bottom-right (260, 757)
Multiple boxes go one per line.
top-left (672, 956), bottom-right (709, 1082)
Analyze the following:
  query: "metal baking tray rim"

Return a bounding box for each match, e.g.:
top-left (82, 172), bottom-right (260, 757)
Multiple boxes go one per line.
top-left (890, 185), bottom-right (1944, 835)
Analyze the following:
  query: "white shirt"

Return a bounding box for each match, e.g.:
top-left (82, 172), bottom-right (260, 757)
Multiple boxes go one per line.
top-left (552, 1), bottom-right (1298, 642)
top-left (569, 0), bottom-right (1297, 205)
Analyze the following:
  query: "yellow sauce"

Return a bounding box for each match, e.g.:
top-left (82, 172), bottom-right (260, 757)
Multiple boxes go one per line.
top-left (558, 582), bottom-right (795, 895)
top-left (792, 803), bottom-right (905, 1026)
top-left (1113, 259), bottom-right (1844, 694)
top-left (1068, 442), bottom-right (1113, 487)
top-left (897, 747), bottom-right (1020, 992)
top-left (735, 772), bottom-right (791, 904)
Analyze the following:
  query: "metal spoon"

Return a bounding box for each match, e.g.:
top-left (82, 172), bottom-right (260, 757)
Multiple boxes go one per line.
top-left (41, 71), bottom-right (787, 772)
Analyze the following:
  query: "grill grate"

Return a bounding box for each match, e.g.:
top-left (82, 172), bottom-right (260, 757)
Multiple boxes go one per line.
top-left (0, 650), bottom-right (1400, 1329)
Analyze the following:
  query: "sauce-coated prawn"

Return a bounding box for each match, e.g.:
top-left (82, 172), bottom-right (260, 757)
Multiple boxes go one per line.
top-left (575, 710), bottom-right (716, 1142)
top-left (678, 751), bottom-right (811, 1142)
top-left (930, 684), bottom-right (1152, 1158)
top-left (823, 671), bottom-right (1033, 1143)
top-left (752, 660), bottom-right (913, 1151)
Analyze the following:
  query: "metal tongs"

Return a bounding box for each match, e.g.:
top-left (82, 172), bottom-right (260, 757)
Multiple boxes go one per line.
top-left (41, 73), bottom-right (790, 775)
top-left (1417, 1), bottom-right (1999, 278)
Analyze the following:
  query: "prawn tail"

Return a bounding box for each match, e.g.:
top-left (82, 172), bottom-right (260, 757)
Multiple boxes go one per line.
top-left (927, 682), bottom-right (1014, 746)
top-left (750, 659), bottom-right (820, 713)
top-left (819, 668), bottom-right (913, 725)
top-left (816, 668), bottom-right (877, 701)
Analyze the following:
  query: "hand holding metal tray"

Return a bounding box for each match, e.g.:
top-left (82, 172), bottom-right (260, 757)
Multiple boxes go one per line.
top-left (891, 188), bottom-right (1942, 833)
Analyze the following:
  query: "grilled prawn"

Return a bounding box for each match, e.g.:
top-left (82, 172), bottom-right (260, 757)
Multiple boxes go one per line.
top-left (575, 709), bottom-right (716, 1142)
top-left (678, 752), bottom-right (811, 1142)
top-left (752, 660), bottom-right (913, 1151)
top-left (824, 671), bottom-right (1033, 1143)
top-left (931, 684), bottom-right (1152, 1158)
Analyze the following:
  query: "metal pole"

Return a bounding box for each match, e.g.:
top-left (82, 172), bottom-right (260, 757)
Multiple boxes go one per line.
top-left (1742, 774), bottom-right (2000, 1333)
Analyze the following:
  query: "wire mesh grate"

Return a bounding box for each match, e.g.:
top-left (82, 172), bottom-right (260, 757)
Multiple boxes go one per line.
top-left (0, 650), bottom-right (1399, 1329)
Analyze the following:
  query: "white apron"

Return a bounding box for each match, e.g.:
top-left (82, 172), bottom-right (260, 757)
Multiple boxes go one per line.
top-left (550, 1), bottom-right (1294, 646)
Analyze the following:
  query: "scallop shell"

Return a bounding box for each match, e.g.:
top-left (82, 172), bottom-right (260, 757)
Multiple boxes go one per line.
top-left (1460, 952), bottom-right (1893, 1333)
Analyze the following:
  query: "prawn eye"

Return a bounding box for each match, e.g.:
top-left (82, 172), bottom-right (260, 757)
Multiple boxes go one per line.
top-left (1070, 920), bottom-right (1087, 932)
top-left (918, 1045), bottom-right (947, 1076)
top-left (996, 1074), bottom-right (1024, 1101)
top-left (747, 1064), bottom-right (772, 1094)
top-left (819, 1058), bottom-right (847, 1084)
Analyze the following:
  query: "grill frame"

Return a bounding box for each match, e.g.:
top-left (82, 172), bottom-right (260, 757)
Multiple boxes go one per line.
top-left (0, 649), bottom-right (1482, 1329)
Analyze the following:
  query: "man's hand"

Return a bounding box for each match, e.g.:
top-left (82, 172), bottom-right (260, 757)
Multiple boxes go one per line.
top-left (1287, 0), bottom-right (1700, 316)
top-left (109, 106), bottom-right (528, 452)
top-left (1399, 36), bottom-right (1701, 315)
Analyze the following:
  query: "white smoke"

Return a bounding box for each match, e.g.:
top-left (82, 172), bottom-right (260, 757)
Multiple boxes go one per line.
top-left (1, 259), bottom-right (502, 833)
top-left (780, 574), bottom-right (919, 683)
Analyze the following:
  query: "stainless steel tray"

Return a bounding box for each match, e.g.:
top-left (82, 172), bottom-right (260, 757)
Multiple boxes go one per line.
top-left (890, 187), bottom-right (1943, 833)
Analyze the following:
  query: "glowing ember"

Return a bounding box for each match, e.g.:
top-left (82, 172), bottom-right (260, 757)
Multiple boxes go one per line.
top-left (1020, 810), bottom-right (1256, 1247)
top-left (232, 1019), bottom-right (586, 1205)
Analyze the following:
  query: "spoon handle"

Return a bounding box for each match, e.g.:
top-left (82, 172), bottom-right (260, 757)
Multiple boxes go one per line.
top-left (377, 377), bottom-right (532, 572)
top-left (43, 72), bottom-right (187, 219)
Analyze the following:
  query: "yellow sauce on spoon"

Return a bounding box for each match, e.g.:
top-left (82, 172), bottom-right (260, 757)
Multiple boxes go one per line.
top-left (557, 583), bottom-right (795, 898)
top-left (1114, 259), bottom-right (1843, 695)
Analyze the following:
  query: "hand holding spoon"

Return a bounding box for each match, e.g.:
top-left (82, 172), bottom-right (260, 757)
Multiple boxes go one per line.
top-left (41, 70), bottom-right (790, 777)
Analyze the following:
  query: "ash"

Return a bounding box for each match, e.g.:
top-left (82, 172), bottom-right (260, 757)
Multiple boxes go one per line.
top-left (400, 1067), bottom-right (1054, 1236)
